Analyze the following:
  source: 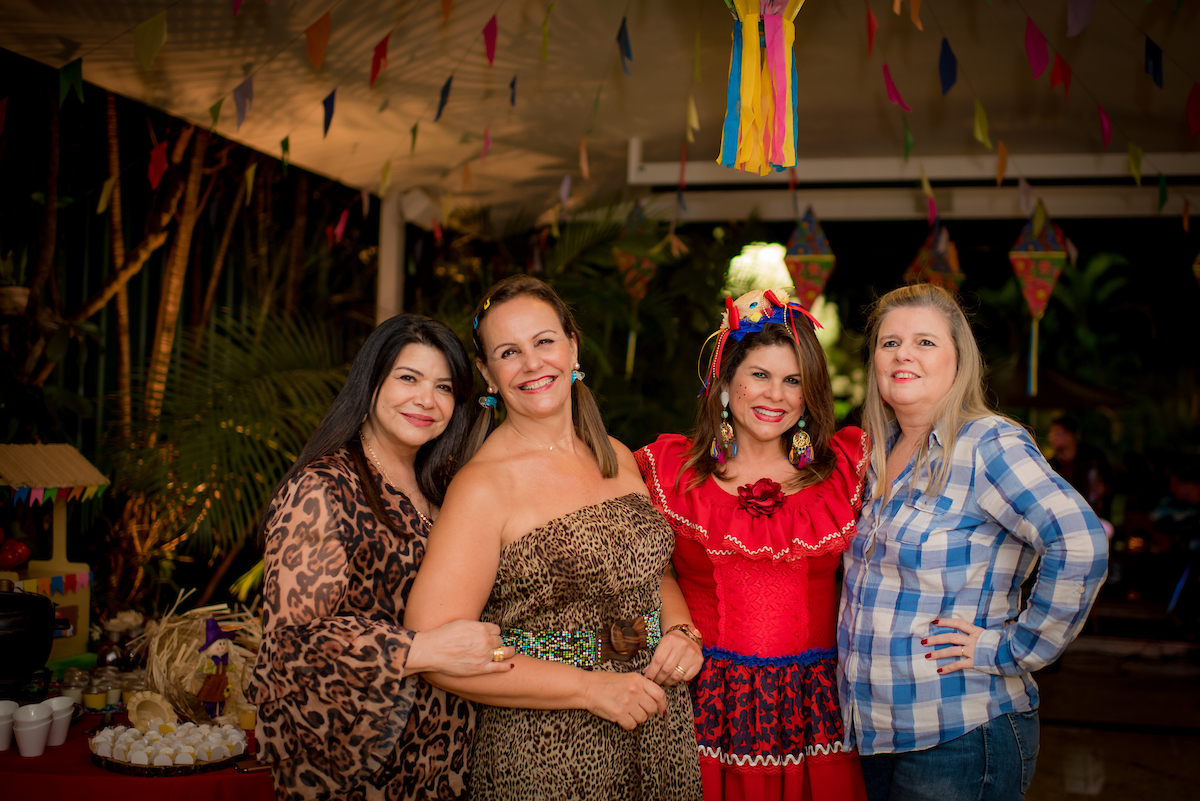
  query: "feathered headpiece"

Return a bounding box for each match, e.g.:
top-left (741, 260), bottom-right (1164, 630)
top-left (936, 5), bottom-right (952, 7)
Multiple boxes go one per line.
top-left (698, 287), bottom-right (822, 396)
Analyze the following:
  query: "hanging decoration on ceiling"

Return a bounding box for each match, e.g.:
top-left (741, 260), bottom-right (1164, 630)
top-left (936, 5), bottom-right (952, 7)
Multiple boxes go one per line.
top-left (322, 89), bottom-right (336, 137)
top-left (434, 76), bottom-right (453, 121)
top-left (232, 0), bottom-right (243, 18)
top-left (148, 141), bottom-right (168, 189)
top-left (616, 16), bottom-right (633, 75)
top-left (612, 248), bottom-right (657, 379)
top-left (1096, 103), bottom-right (1111, 147)
top-left (1009, 200), bottom-right (1067, 397)
top-left (442, 0), bottom-right (453, 25)
top-left (410, 122), bottom-right (418, 153)
top-left (905, 223), bottom-right (964, 293)
top-left (58, 58), bottom-right (83, 107)
top-left (233, 77), bottom-right (253, 129)
top-left (483, 15), bottom-right (498, 66)
top-left (1067, 0), bottom-right (1093, 37)
top-left (1018, 176), bottom-right (1033, 216)
top-left (542, 4), bottom-right (554, 62)
top-left (716, 0), bottom-right (805, 176)
top-left (1159, 173), bottom-right (1169, 213)
top-left (908, 0), bottom-right (923, 31)
top-left (1050, 54), bottom-right (1072, 101)
top-left (783, 207), bottom-right (836, 310)
top-left (280, 136), bottom-right (289, 174)
top-left (370, 33), bottom-right (390, 87)
top-left (882, 64), bottom-right (911, 112)
top-left (973, 99), bottom-right (992, 149)
top-left (208, 98), bottom-right (223, 129)
top-left (919, 165), bottom-right (937, 225)
top-left (1144, 36), bottom-right (1163, 89)
top-left (938, 39), bottom-right (956, 95)
top-left (134, 12), bottom-right (167, 71)
top-left (1024, 17), bottom-right (1048, 79)
top-left (686, 91), bottom-right (700, 142)
top-left (306, 11), bottom-right (331, 71)
top-left (1128, 142), bottom-right (1143, 186)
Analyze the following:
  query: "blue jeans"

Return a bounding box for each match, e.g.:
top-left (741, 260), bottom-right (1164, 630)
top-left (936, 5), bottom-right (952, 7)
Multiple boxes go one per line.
top-left (861, 711), bottom-right (1040, 801)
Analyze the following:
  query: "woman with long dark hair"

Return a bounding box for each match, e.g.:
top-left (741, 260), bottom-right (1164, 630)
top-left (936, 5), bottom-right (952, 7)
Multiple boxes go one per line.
top-left (247, 314), bottom-right (516, 801)
top-left (635, 288), bottom-right (869, 800)
top-left (405, 275), bottom-right (703, 801)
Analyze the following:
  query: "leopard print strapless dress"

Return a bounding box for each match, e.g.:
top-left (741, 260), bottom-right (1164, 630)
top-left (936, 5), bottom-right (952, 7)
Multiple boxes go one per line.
top-left (470, 493), bottom-right (702, 801)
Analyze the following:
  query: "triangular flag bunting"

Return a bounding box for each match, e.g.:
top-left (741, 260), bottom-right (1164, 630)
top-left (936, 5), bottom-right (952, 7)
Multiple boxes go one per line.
top-left (442, 0), bottom-right (452, 24)
top-left (1025, 16), bottom-right (1049, 79)
top-left (64, 573), bottom-right (77, 593)
top-left (483, 15), bottom-right (498, 66)
top-left (1018, 176), bottom-right (1033, 216)
top-left (938, 38), bottom-right (956, 96)
top-left (97, 177), bottom-right (116, 214)
top-left (1145, 36), bottom-right (1163, 89)
top-left (509, 75), bottom-right (517, 106)
top-left (306, 11), bottom-right (331, 71)
top-left (1050, 54), bottom-right (1072, 102)
top-left (232, 0), bottom-right (243, 18)
top-left (1128, 142), bottom-right (1143, 186)
top-left (410, 122), bottom-right (418, 153)
top-left (883, 64), bottom-right (911, 112)
top-left (542, 4), bottom-right (554, 62)
top-left (29, 487), bottom-right (44, 506)
top-left (134, 12), bottom-right (167, 71)
top-left (910, 0), bottom-right (923, 31)
top-left (209, 98), bottom-right (223, 129)
top-left (687, 91), bottom-right (700, 142)
top-left (1068, 0), bottom-right (1093, 37)
top-left (322, 89), bottom-right (336, 137)
top-left (1158, 173), bottom-right (1168, 212)
top-left (50, 575), bottom-right (64, 595)
top-left (579, 136), bottom-right (590, 179)
top-left (371, 33), bottom-right (391, 87)
top-left (280, 136), bottom-right (289, 174)
top-left (37, 577), bottom-right (50, 595)
top-left (435, 76), bottom-right (452, 122)
top-left (233, 76), bottom-right (253, 129)
top-left (974, 99), bottom-right (992, 150)
top-left (43, 487), bottom-right (58, 504)
top-left (617, 17), bottom-right (633, 76)
top-left (996, 141), bottom-right (1008, 186)
top-left (1097, 103), bottom-right (1111, 147)
top-left (58, 58), bottom-right (83, 107)
top-left (866, 2), bottom-right (878, 57)
top-left (1188, 83), bottom-right (1200, 137)
top-left (920, 165), bottom-right (934, 198)
top-left (380, 160), bottom-right (392, 196)
top-left (148, 141), bottom-right (168, 189)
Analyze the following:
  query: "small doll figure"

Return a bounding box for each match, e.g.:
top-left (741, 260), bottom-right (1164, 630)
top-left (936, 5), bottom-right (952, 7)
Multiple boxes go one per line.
top-left (196, 618), bottom-right (234, 718)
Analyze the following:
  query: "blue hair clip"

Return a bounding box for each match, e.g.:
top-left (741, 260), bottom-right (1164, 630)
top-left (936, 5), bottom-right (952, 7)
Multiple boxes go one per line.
top-left (478, 394), bottom-right (498, 408)
top-left (473, 316), bottom-right (480, 330)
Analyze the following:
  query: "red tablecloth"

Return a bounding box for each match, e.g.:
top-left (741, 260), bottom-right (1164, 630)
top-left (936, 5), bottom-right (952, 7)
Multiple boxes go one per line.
top-left (1, 712), bottom-right (276, 801)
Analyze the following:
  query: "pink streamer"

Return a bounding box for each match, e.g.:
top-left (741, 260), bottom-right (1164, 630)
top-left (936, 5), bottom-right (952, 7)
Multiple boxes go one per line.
top-left (334, 208), bottom-right (348, 242)
top-left (1024, 17), bottom-right (1049, 79)
top-left (764, 13), bottom-right (787, 165)
top-left (883, 64), bottom-right (911, 112)
top-left (927, 196), bottom-right (938, 226)
top-left (482, 15), bottom-right (498, 66)
top-left (1097, 103), bottom-right (1111, 148)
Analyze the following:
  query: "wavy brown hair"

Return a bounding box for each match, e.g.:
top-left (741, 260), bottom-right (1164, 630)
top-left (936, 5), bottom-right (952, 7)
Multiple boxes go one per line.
top-left (681, 321), bottom-right (837, 493)
top-left (463, 275), bottom-right (618, 478)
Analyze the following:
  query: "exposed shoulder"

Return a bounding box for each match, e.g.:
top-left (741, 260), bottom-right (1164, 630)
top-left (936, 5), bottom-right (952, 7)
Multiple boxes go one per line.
top-left (441, 453), bottom-right (509, 511)
top-left (609, 436), bottom-right (649, 493)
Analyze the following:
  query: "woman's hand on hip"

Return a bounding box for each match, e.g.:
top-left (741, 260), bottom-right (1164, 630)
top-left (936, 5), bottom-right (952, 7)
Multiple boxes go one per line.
top-left (923, 617), bottom-right (984, 675)
top-left (407, 620), bottom-right (515, 677)
top-left (583, 672), bottom-right (668, 731)
top-left (643, 631), bottom-right (703, 687)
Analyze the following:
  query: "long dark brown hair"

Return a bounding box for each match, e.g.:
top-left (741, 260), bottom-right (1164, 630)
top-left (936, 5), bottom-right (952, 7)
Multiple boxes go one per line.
top-left (682, 321), bottom-right (837, 492)
top-left (464, 275), bottom-right (618, 478)
top-left (262, 313), bottom-right (473, 541)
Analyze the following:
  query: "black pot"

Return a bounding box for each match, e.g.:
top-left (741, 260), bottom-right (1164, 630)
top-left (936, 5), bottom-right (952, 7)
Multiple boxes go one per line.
top-left (0, 580), bottom-right (70, 682)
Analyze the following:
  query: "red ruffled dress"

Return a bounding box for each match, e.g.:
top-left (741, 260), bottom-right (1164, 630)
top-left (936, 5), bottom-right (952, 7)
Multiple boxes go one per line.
top-left (635, 429), bottom-right (870, 801)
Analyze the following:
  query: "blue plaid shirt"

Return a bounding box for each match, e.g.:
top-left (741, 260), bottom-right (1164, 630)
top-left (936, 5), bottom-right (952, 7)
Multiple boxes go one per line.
top-left (837, 416), bottom-right (1108, 755)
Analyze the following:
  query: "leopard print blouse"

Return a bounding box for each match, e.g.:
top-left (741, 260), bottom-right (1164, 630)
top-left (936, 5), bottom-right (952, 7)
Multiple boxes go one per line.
top-left (247, 447), bottom-right (475, 800)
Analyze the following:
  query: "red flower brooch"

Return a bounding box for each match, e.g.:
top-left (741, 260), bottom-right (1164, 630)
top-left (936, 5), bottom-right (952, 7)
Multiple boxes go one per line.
top-left (737, 478), bottom-right (786, 517)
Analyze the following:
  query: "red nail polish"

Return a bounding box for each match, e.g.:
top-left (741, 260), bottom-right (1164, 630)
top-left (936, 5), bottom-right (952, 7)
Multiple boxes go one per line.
top-left (921, 638), bottom-right (928, 645)
top-left (937, 667), bottom-right (944, 673)
top-left (924, 653), bottom-right (931, 659)
top-left (932, 619), bottom-right (940, 625)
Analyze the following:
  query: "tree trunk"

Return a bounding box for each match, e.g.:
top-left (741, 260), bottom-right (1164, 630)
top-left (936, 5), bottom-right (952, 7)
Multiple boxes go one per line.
top-left (105, 93), bottom-right (133, 441)
top-left (144, 127), bottom-right (210, 426)
top-left (283, 172), bottom-right (308, 317)
top-left (26, 85), bottom-right (59, 314)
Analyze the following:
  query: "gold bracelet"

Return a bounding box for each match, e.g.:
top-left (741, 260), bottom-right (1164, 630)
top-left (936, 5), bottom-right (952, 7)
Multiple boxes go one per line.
top-left (664, 623), bottom-right (703, 650)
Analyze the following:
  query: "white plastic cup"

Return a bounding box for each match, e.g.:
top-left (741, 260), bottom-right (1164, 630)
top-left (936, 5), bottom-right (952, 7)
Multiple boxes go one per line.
top-left (0, 700), bottom-right (17, 717)
top-left (13, 718), bottom-right (50, 757)
top-left (45, 696), bottom-right (74, 747)
top-left (13, 703), bottom-right (51, 725)
top-left (0, 718), bottom-right (11, 751)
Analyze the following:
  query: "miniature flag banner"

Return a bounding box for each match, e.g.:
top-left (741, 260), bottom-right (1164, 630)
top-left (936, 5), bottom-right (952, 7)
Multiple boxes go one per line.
top-left (233, 76), bottom-right (253, 129)
top-left (1068, 0), bottom-right (1093, 37)
top-left (97, 177), bottom-right (116, 214)
top-left (883, 64), bottom-right (911, 112)
top-left (483, 15), bottom-right (498, 66)
top-left (938, 38), bottom-right (956, 96)
top-left (244, 163), bottom-right (257, 207)
top-left (380, 160), bottom-right (392, 196)
top-left (64, 574), bottom-right (77, 593)
top-left (617, 16), bottom-right (633, 76)
top-left (134, 11), bottom-right (167, 71)
top-left (148, 141), bottom-right (168, 189)
top-left (1128, 142), bottom-right (1143, 186)
top-left (410, 122), bottom-right (418, 153)
top-left (30, 488), bottom-right (45, 506)
top-left (1188, 83), bottom-right (1200, 137)
top-left (37, 577), bottom-right (50, 595)
top-left (1097, 103), bottom-right (1111, 147)
top-left (1145, 36), bottom-right (1163, 89)
top-left (280, 136), bottom-right (289, 173)
top-left (920, 165), bottom-right (934, 198)
top-left (893, 0), bottom-right (901, 14)
top-left (687, 91), bottom-right (700, 142)
top-left (482, 126), bottom-right (491, 162)
top-left (579, 136), bottom-right (590, 179)
top-left (909, 0), bottom-right (923, 31)
top-left (371, 33), bottom-right (391, 87)
top-left (322, 89), bottom-right (336, 137)
top-left (307, 11), bottom-right (331, 71)
top-left (974, 99), bottom-right (992, 150)
top-left (510, 75), bottom-right (517, 105)
top-left (435, 76), bottom-right (452, 122)
top-left (542, 4), bottom-right (554, 62)
top-left (1018, 176), bottom-right (1033, 216)
top-left (866, 2), bottom-right (878, 57)
top-left (1050, 54), bottom-right (1072, 101)
top-left (442, 0), bottom-right (452, 24)
top-left (232, 0), bottom-right (243, 16)
top-left (43, 488), bottom-right (58, 504)
top-left (209, 98), bottom-right (223, 129)
top-left (50, 576), bottom-right (64, 595)
top-left (59, 58), bottom-right (83, 107)
top-left (1024, 16), bottom-right (1048, 79)
top-left (1158, 173), bottom-right (1168, 212)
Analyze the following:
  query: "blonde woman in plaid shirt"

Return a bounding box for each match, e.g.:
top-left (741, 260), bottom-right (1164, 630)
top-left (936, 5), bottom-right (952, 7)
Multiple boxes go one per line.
top-left (838, 284), bottom-right (1108, 801)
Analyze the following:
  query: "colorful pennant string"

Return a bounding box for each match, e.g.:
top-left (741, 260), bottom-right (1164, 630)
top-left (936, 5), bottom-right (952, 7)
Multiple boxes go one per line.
top-left (1024, 16), bottom-right (1048, 79)
top-left (617, 16), bottom-right (633, 76)
top-left (208, 98), bottom-right (223, 129)
top-left (1144, 36), bottom-right (1163, 89)
top-left (996, 140), bottom-right (1008, 186)
top-left (483, 15), bottom-right (498, 66)
top-left (410, 122), bottom-right (418, 153)
top-left (542, 5), bottom-right (554, 62)
top-left (148, 141), bottom-right (168, 189)
top-left (909, 0), bottom-right (923, 31)
top-left (883, 63), bottom-right (911, 112)
top-left (58, 58), bottom-right (83, 107)
top-left (134, 12), bottom-right (167, 71)
top-left (973, 99), bottom-right (992, 150)
top-left (1097, 103), bottom-right (1111, 147)
top-left (1067, 0), bottom-right (1093, 37)
top-left (435, 76), bottom-right (452, 122)
top-left (442, 0), bottom-right (452, 24)
top-left (866, 2), bottom-right (878, 57)
top-left (306, 11), bottom-right (331, 71)
top-left (233, 77), bottom-right (253, 129)
top-left (938, 38), bottom-right (956, 96)
top-left (322, 90), bottom-right (336, 137)
top-left (1050, 54), bottom-right (1072, 102)
top-left (1128, 142), bottom-right (1143, 186)
top-left (232, 0), bottom-right (243, 17)
top-left (687, 91), bottom-right (700, 143)
top-left (371, 33), bottom-right (391, 87)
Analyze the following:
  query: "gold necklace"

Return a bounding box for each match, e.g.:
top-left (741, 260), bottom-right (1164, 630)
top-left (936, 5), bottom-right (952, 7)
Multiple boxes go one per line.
top-left (507, 422), bottom-right (559, 451)
top-left (360, 432), bottom-right (433, 526)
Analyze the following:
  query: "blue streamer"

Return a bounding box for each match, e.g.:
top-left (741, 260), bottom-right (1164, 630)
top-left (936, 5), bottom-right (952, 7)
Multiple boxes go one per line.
top-left (719, 21), bottom-right (744, 168)
top-left (435, 76), bottom-right (453, 122)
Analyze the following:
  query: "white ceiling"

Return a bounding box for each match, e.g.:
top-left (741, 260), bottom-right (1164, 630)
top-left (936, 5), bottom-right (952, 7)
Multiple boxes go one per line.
top-left (2, 0), bottom-right (1197, 221)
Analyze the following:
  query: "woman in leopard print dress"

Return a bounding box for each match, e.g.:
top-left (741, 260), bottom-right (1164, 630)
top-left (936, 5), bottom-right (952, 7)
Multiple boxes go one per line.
top-left (247, 314), bottom-right (517, 801)
top-left (406, 277), bottom-right (703, 800)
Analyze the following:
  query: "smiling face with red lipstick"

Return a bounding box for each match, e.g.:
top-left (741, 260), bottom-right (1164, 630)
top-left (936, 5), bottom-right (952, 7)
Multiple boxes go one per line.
top-left (369, 342), bottom-right (456, 457)
top-left (476, 295), bottom-right (579, 421)
top-left (726, 343), bottom-right (805, 447)
top-left (873, 305), bottom-right (958, 428)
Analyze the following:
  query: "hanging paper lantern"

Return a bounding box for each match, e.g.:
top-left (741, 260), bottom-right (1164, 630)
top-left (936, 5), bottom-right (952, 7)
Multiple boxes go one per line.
top-left (904, 222), bottom-right (964, 292)
top-left (783, 206), bottom-right (835, 309)
top-left (717, 0), bottom-right (806, 176)
top-left (1009, 201), bottom-right (1067, 397)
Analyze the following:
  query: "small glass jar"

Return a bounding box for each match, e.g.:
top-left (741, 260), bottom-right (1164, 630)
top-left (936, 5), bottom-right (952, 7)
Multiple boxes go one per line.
top-left (60, 684), bottom-right (84, 704)
top-left (83, 686), bottom-right (107, 710)
top-left (101, 678), bottom-right (123, 706)
top-left (122, 678), bottom-right (145, 706)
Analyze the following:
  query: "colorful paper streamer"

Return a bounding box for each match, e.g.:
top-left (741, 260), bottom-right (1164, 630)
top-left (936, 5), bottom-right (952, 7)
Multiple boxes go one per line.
top-left (371, 33), bottom-right (391, 87)
top-left (1050, 54), bottom-right (1072, 102)
top-left (322, 89), bottom-right (335, 137)
top-left (1024, 16), bottom-right (1048, 79)
top-left (883, 63), bottom-right (911, 112)
top-left (435, 76), bottom-right (452, 122)
top-left (617, 16), bottom-right (633, 76)
top-left (134, 12), bottom-right (167, 71)
top-left (483, 15), bottom-right (498, 66)
top-left (233, 77), bottom-right (253, 129)
top-left (1145, 36), bottom-right (1163, 89)
top-left (306, 11), bottom-right (331, 71)
top-left (148, 141), bottom-right (168, 189)
top-left (938, 38), bottom-right (956, 96)
top-left (973, 99), bottom-right (992, 150)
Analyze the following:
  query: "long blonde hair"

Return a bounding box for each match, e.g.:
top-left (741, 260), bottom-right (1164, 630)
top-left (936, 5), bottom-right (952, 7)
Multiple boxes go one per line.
top-left (862, 284), bottom-right (1014, 500)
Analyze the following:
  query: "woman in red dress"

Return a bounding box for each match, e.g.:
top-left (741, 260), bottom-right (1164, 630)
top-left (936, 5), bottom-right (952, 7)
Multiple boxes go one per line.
top-left (635, 288), bottom-right (869, 801)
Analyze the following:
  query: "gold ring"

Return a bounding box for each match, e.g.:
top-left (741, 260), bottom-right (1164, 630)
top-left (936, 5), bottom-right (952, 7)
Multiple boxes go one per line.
top-left (674, 665), bottom-right (686, 675)
top-left (961, 646), bottom-right (966, 658)
top-left (492, 647), bottom-right (505, 662)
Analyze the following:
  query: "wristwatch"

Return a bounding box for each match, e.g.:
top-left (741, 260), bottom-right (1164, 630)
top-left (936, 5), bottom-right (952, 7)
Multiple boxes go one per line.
top-left (665, 623), bottom-right (703, 650)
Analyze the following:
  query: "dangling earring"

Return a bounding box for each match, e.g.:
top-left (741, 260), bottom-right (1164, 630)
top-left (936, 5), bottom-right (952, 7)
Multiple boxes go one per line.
top-left (571, 362), bottom-right (585, 385)
top-left (479, 388), bottom-right (498, 409)
top-left (710, 390), bottom-right (738, 462)
top-left (789, 416), bottom-right (813, 467)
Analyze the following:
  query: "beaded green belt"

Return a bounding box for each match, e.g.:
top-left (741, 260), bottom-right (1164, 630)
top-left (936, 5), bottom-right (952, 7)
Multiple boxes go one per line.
top-left (501, 608), bottom-right (662, 668)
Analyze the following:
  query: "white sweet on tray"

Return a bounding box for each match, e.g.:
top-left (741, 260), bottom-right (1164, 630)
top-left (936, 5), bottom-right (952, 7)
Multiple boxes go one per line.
top-left (91, 723), bottom-right (248, 767)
